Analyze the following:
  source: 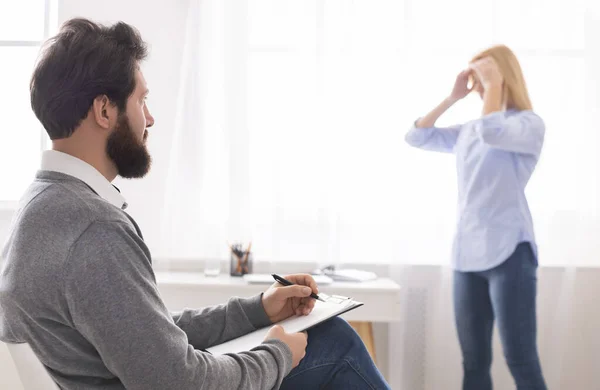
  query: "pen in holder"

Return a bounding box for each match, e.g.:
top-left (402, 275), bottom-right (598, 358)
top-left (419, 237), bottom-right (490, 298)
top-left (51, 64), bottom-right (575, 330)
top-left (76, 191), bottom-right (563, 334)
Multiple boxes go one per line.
top-left (229, 242), bottom-right (253, 277)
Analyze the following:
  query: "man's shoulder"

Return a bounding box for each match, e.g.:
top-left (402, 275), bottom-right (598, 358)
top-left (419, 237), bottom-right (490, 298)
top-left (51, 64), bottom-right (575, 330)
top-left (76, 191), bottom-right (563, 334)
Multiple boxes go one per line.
top-left (0, 176), bottom-right (135, 346)
top-left (11, 174), bottom-right (130, 247)
top-left (1, 175), bottom-right (137, 289)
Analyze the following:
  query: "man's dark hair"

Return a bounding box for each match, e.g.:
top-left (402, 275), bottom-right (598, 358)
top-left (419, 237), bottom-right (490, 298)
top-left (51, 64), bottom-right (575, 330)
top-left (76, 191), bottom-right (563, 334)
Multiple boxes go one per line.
top-left (30, 18), bottom-right (148, 140)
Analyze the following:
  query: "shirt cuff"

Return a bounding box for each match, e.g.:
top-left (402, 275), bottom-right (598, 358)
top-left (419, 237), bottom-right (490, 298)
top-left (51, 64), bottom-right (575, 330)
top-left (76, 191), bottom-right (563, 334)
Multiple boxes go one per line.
top-left (257, 338), bottom-right (294, 377)
top-left (239, 293), bottom-right (272, 329)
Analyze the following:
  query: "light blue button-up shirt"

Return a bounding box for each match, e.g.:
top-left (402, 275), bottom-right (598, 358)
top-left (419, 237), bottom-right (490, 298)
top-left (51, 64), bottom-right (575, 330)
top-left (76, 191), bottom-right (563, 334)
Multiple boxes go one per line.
top-left (405, 110), bottom-right (545, 271)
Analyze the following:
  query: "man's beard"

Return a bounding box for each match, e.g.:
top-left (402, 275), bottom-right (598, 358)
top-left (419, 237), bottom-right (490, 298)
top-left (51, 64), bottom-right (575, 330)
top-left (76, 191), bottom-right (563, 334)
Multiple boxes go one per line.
top-left (106, 113), bottom-right (152, 179)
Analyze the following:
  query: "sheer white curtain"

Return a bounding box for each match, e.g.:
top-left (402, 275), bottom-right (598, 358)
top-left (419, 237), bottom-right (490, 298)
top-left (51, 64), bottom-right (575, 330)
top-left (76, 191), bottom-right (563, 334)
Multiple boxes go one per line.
top-left (159, 0), bottom-right (231, 260)
top-left (0, 0), bottom-right (56, 205)
top-left (160, 0), bottom-right (596, 268)
top-left (160, 1), bottom-right (597, 387)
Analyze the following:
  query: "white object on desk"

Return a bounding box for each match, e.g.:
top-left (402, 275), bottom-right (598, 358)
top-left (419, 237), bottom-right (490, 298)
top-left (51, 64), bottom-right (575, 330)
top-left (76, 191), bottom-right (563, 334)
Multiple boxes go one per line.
top-left (243, 273), bottom-right (334, 285)
top-left (323, 269), bottom-right (378, 282)
top-left (207, 295), bottom-right (362, 355)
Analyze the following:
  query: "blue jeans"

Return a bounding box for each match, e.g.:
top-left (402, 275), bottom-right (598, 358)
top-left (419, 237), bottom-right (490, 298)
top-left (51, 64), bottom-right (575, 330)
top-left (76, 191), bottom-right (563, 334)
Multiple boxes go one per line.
top-left (281, 317), bottom-right (390, 389)
top-left (453, 242), bottom-right (547, 390)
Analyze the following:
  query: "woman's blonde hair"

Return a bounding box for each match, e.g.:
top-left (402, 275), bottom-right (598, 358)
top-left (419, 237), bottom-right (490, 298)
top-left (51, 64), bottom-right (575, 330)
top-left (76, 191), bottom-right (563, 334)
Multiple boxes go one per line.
top-left (470, 44), bottom-right (532, 111)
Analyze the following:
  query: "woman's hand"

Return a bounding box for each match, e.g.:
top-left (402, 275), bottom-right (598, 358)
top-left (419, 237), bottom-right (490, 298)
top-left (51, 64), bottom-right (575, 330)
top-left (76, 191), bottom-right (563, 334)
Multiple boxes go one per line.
top-left (470, 57), bottom-right (503, 90)
top-left (416, 69), bottom-right (471, 128)
top-left (449, 69), bottom-right (472, 102)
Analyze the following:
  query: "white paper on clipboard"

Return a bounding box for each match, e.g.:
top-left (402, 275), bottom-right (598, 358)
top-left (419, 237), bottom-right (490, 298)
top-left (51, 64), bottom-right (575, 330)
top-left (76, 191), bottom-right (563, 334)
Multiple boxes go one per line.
top-left (206, 294), bottom-right (363, 355)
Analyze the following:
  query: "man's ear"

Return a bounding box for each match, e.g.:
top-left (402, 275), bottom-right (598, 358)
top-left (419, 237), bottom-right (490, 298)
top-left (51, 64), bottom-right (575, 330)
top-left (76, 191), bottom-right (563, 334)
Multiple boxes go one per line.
top-left (91, 95), bottom-right (118, 130)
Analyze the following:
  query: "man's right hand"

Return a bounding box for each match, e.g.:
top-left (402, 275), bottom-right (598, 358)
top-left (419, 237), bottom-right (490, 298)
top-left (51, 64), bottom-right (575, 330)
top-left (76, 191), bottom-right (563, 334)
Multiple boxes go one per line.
top-left (264, 325), bottom-right (308, 368)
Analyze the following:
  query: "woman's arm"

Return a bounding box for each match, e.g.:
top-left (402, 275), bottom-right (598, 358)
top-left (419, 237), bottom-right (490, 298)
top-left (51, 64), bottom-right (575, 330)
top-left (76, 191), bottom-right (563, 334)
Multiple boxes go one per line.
top-left (482, 84), bottom-right (503, 116)
top-left (405, 70), bottom-right (470, 153)
top-left (470, 57), bottom-right (503, 116)
top-left (470, 57), bottom-right (544, 157)
top-left (415, 96), bottom-right (459, 128)
top-left (416, 69), bottom-right (471, 128)
top-left (477, 111), bottom-right (545, 157)
top-left (405, 119), bottom-right (461, 154)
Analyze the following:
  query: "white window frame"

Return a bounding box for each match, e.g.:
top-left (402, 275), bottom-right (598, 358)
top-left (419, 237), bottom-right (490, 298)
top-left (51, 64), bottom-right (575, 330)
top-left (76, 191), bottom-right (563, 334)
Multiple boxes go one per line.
top-left (0, 0), bottom-right (55, 209)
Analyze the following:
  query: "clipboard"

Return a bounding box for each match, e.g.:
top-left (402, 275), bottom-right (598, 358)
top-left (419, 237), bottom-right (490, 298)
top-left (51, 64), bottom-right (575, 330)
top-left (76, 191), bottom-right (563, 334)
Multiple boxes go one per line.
top-left (206, 293), bottom-right (363, 355)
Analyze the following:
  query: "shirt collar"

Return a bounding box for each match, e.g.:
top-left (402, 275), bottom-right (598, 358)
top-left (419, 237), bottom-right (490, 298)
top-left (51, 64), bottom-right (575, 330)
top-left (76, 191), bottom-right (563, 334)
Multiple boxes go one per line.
top-left (41, 150), bottom-right (128, 210)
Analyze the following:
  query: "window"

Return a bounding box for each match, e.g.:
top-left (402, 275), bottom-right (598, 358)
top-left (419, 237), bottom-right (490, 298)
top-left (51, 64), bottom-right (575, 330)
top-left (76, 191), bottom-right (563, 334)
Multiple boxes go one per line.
top-left (165, 0), bottom-right (597, 267)
top-left (0, 0), bottom-right (56, 204)
top-left (243, 0), bottom-right (591, 265)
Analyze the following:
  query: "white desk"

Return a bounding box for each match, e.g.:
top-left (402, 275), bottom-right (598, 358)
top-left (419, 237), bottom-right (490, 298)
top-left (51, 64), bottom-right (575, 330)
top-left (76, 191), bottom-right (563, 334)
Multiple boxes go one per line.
top-left (155, 272), bottom-right (402, 323)
top-left (156, 272), bottom-right (402, 367)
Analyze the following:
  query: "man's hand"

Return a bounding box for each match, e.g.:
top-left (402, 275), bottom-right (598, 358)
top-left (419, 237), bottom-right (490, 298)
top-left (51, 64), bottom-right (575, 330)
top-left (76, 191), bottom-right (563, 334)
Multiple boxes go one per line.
top-left (262, 274), bottom-right (319, 323)
top-left (264, 325), bottom-right (308, 368)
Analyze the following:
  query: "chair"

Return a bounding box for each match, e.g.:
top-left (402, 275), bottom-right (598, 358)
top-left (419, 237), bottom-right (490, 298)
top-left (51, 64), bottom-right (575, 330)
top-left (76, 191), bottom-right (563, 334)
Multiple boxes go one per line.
top-left (5, 342), bottom-right (59, 389)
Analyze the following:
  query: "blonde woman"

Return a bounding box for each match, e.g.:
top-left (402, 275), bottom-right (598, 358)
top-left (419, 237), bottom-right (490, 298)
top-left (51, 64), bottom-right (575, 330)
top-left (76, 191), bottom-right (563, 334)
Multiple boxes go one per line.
top-left (405, 45), bottom-right (547, 390)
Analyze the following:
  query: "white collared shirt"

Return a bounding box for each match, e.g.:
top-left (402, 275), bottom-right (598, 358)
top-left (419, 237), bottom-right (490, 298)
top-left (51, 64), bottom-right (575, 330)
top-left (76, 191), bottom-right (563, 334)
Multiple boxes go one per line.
top-left (41, 150), bottom-right (128, 210)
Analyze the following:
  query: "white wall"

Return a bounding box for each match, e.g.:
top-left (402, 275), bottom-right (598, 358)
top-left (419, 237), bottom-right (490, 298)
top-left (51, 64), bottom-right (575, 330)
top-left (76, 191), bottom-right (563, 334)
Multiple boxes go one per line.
top-left (60, 0), bottom-right (190, 250)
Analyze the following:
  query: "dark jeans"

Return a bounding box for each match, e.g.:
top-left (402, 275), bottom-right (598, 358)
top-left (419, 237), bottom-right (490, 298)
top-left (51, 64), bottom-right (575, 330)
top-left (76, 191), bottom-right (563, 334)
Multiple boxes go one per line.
top-left (453, 242), bottom-right (547, 390)
top-left (281, 317), bottom-right (390, 389)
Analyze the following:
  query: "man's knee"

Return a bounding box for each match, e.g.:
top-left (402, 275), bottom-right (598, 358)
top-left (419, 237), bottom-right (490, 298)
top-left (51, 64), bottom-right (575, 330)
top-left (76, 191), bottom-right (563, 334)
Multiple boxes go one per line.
top-left (312, 317), bottom-right (349, 335)
top-left (309, 317), bottom-right (361, 346)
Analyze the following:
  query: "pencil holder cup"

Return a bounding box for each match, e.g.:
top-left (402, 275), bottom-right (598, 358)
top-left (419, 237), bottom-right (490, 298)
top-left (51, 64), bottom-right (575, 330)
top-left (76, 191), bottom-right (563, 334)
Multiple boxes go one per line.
top-left (230, 251), bottom-right (253, 277)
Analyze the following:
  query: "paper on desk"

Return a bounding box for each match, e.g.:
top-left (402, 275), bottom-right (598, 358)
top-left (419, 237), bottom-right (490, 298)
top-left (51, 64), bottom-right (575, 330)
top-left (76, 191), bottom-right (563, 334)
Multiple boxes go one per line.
top-left (206, 297), bottom-right (362, 355)
top-left (327, 269), bottom-right (377, 282)
top-left (243, 273), bottom-right (333, 285)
